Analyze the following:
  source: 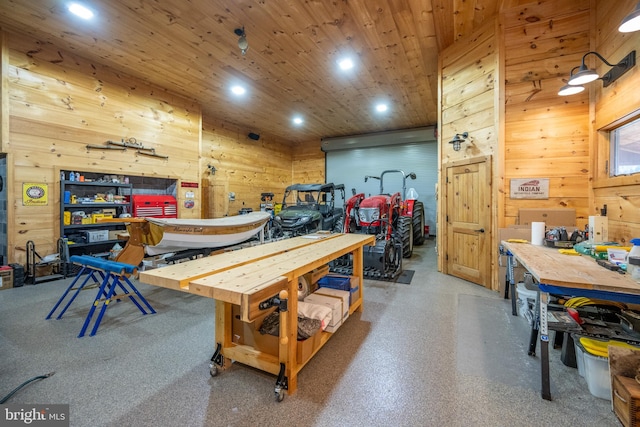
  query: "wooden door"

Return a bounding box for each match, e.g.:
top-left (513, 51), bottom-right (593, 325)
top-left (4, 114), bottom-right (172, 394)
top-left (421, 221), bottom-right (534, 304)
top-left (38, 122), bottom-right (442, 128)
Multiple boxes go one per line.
top-left (445, 157), bottom-right (491, 287)
top-left (202, 178), bottom-right (228, 218)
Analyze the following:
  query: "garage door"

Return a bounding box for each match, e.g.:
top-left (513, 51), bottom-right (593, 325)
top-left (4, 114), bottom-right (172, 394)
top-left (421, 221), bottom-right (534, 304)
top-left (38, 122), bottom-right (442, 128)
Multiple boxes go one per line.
top-left (323, 128), bottom-right (437, 236)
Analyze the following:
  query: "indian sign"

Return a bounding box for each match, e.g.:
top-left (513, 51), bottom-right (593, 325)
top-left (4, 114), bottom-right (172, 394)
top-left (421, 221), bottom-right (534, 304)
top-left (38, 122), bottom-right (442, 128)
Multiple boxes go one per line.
top-left (510, 178), bottom-right (549, 199)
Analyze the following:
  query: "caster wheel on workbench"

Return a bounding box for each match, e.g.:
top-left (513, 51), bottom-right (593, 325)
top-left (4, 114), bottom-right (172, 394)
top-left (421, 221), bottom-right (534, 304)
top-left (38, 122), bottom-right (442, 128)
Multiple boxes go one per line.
top-left (210, 365), bottom-right (218, 377)
top-left (275, 389), bottom-right (285, 402)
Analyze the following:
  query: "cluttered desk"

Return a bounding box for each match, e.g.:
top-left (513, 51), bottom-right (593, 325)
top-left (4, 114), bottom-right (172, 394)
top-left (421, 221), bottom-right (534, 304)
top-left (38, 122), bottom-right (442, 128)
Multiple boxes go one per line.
top-left (501, 239), bottom-right (640, 400)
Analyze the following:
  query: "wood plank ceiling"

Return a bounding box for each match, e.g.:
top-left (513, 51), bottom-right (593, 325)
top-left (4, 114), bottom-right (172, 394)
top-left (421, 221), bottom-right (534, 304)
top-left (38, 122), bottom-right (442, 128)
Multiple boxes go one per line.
top-left (0, 0), bottom-right (501, 143)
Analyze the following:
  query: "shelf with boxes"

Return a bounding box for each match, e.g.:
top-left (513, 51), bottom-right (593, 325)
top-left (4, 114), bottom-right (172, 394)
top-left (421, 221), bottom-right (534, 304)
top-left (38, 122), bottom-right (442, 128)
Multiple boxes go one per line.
top-left (60, 173), bottom-right (132, 258)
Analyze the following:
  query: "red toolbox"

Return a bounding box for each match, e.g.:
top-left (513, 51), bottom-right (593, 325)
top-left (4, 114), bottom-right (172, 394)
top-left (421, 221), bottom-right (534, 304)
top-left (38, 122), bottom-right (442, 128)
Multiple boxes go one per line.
top-left (132, 195), bottom-right (178, 218)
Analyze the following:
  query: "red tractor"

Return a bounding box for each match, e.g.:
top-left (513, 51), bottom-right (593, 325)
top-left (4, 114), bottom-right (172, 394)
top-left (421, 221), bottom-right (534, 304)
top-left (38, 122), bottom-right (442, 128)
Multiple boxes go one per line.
top-left (334, 170), bottom-right (425, 279)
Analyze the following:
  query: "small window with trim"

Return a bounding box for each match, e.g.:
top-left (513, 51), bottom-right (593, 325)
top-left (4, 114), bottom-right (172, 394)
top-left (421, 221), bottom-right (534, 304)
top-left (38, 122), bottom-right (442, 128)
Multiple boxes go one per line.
top-left (610, 118), bottom-right (640, 176)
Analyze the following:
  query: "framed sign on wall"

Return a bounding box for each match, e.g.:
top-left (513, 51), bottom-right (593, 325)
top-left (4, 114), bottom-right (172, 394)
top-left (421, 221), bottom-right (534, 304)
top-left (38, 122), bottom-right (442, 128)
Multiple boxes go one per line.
top-left (22, 183), bottom-right (48, 206)
top-left (510, 178), bottom-right (549, 200)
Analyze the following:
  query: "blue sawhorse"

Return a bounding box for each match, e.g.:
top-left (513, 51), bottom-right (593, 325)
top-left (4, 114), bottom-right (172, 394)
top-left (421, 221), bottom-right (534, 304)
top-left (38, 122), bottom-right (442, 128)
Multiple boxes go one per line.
top-left (46, 255), bottom-right (156, 337)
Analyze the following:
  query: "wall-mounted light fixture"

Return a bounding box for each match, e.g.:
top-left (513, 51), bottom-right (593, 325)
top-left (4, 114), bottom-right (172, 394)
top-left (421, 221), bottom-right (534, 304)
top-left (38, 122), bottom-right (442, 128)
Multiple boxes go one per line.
top-left (449, 132), bottom-right (468, 151)
top-left (235, 27), bottom-right (248, 55)
top-left (558, 66), bottom-right (585, 96)
top-left (619, 1), bottom-right (640, 32)
top-left (557, 50), bottom-right (636, 96)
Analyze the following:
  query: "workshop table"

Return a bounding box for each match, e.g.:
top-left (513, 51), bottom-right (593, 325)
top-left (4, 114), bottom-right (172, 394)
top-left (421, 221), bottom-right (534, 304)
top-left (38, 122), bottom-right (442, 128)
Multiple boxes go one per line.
top-left (501, 240), bottom-right (640, 400)
top-left (139, 233), bottom-right (375, 400)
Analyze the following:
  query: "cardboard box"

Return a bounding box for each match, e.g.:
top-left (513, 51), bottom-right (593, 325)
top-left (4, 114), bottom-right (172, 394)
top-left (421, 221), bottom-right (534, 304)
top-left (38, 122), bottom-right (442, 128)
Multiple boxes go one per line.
top-left (231, 305), bottom-right (280, 356)
top-left (304, 293), bottom-right (343, 333)
top-left (297, 331), bottom-right (321, 362)
top-left (0, 267), bottom-right (14, 290)
top-left (518, 208), bottom-right (576, 228)
top-left (314, 288), bottom-right (349, 322)
top-left (85, 230), bottom-right (109, 243)
top-left (35, 264), bottom-right (53, 277)
top-left (589, 216), bottom-right (609, 243)
top-left (108, 230), bottom-right (123, 241)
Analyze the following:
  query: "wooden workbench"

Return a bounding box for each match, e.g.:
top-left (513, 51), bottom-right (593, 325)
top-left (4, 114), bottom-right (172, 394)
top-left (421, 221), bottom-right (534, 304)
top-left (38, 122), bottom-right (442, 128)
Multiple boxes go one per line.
top-left (501, 240), bottom-right (640, 400)
top-left (139, 233), bottom-right (375, 399)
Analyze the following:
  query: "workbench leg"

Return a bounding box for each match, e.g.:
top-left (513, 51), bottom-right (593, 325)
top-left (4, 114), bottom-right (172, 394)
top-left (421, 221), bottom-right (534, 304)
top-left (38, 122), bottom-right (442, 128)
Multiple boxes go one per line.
top-left (507, 254), bottom-right (517, 316)
top-left (281, 282), bottom-right (297, 396)
top-left (211, 300), bottom-right (232, 375)
top-left (541, 340), bottom-right (551, 400)
top-left (539, 291), bottom-right (552, 400)
top-left (528, 291), bottom-right (540, 356)
top-left (351, 245), bottom-right (365, 313)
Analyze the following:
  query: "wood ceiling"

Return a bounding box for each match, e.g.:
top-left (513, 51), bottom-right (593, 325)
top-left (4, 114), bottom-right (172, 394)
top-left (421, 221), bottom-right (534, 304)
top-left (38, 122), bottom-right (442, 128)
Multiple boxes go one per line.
top-left (0, 0), bottom-right (501, 143)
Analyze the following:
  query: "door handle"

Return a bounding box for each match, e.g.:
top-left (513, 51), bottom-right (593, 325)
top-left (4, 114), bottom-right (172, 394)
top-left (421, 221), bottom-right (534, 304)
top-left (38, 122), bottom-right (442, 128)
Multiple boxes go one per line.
top-left (475, 228), bottom-right (485, 233)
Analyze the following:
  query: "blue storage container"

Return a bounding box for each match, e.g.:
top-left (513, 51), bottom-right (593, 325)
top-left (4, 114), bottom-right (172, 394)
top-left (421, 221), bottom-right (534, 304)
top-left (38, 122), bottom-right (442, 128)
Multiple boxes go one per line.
top-left (317, 275), bottom-right (350, 292)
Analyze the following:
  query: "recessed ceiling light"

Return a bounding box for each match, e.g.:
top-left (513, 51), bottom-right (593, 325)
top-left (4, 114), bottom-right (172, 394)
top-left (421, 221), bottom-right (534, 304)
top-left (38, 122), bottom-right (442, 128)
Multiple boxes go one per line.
top-left (231, 85), bottom-right (246, 95)
top-left (293, 117), bottom-right (303, 125)
top-left (338, 58), bottom-right (354, 71)
top-left (68, 3), bottom-right (94, 20)
top-left (376, 103), bottom-right (388, 113)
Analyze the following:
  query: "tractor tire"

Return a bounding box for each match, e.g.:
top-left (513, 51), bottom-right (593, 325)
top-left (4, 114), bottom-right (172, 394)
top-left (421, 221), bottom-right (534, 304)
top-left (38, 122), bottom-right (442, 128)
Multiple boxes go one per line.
top-left (412, 201), bottom-right (426, 246)
top-left (332, 216), bottom-right (344, 234)
top-left (398, 216), bottom-right (414, 258)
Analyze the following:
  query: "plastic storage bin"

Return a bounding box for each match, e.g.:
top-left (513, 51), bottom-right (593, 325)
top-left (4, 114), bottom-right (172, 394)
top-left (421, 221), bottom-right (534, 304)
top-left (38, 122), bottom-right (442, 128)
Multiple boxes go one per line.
top-left (317, 275), bottom-right (351, 292)
top-left (516, 282), bottom-right (537, 325)
top-left (582, 350), bottom-right (611, 400)
top-left (573, 335), bottom-right (586, 378)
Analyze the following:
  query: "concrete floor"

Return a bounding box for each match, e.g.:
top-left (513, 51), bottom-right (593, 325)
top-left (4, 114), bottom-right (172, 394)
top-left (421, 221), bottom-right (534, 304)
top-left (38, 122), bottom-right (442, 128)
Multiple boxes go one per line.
top-left (0, 238), bottom-right (621, 426)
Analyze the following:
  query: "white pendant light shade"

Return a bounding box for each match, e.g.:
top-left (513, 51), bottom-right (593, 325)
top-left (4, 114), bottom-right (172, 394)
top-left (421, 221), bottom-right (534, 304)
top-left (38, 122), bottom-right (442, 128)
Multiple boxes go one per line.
top-left (619, 2), bottom-right (640, 33)
top-left (567, 66), bottom-right (599, 86)
top-left (558, 84), bottom-right (585, 96)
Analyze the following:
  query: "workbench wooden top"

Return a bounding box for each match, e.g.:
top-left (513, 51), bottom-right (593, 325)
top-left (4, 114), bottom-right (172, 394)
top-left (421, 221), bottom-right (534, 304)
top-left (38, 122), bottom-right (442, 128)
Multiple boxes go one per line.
top-left (138, 234), bottom-right (341, 291)
top-left (139, 233), bottom-right (375, 305)
top-left (502, 240), bottom-right (640, 295)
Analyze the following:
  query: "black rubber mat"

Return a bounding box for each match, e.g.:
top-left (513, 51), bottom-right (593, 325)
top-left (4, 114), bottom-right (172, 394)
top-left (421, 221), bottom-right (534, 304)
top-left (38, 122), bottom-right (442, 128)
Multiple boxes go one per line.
top-left (394, 269), bottom-right (414, 284)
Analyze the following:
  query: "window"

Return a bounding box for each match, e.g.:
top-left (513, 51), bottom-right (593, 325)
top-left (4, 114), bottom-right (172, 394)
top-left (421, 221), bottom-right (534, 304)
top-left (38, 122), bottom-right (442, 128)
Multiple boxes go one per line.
top-left (610, 118), bottom-right (640, 176)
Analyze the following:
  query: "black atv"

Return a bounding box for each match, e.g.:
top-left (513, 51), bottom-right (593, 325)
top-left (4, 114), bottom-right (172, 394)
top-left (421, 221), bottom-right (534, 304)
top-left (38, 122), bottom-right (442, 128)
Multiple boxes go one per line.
top-left (273, 183), bottom-right (345, 237)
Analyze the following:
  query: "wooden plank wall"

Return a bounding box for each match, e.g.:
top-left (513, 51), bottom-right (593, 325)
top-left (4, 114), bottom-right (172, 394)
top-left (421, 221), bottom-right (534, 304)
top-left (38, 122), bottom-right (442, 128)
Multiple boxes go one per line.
top-left (5, 31), bottom-right (202, 264)
top-left (592, 0), bottom-right (640, 244)
top-left (2, 27), bottom-right (311, 265)
top-left (438, 19), bottom-right (499, 281)
top-left (291, 140), bottom-right (325, 185)
top-left (501, 0), bottom-right (591, 229)
top-left (440, 20), bottom-right (498, 161)
top-left (201, 120), bottom-right (293, 217)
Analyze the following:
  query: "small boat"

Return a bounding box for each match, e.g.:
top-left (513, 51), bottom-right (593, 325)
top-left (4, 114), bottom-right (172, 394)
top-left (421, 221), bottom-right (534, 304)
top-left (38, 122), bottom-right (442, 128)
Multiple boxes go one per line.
top-left (143, 212), bottom-right (272, 255)
top-left (102, 211), bottom-right (272, 266)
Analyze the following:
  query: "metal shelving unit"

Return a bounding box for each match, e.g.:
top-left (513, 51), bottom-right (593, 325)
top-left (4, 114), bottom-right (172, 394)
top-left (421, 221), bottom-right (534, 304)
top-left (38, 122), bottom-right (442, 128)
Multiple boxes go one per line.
top-left (60, 174), bottom-right (133, 267)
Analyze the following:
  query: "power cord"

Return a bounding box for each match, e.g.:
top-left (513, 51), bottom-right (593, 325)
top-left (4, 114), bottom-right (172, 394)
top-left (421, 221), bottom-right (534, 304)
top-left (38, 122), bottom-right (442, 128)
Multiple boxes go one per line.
top-left (0, 372), bottom-right (55, 404)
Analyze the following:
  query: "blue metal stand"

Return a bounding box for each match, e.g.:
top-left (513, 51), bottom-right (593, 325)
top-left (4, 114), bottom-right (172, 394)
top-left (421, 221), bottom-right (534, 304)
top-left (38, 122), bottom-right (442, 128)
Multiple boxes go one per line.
top-left (46, 255), bottom-right (156, 337)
